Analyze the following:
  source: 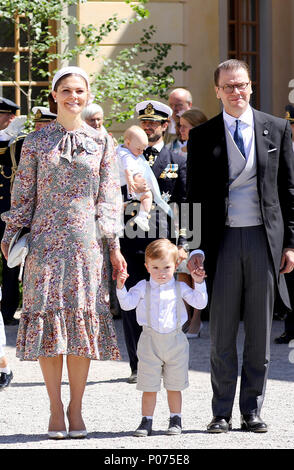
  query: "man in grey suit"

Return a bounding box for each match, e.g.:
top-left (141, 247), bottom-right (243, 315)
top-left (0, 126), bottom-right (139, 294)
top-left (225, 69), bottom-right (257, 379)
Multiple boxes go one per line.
top-left (186, 59), bottom-right (294, 433)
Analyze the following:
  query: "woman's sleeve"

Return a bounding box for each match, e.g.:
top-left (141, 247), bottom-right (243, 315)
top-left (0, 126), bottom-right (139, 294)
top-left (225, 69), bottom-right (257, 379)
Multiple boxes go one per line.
top-left (96, 133), bottom-right (123, 250)
top-left (1, 134), bottom-right (38, 245)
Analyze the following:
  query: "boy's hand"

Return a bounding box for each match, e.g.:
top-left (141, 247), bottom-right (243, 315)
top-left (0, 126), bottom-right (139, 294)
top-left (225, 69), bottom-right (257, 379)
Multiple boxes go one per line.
top-left (191, 266), bottom-right (207, 284)
top-left (116, 269), bottom-right (129, 289)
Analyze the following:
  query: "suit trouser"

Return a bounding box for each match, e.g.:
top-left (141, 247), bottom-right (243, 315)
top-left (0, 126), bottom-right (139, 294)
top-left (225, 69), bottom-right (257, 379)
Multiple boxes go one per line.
top-left (0, 252), bottom-right (20, 321)
top-left (209, 225), bottom-right (275, 417)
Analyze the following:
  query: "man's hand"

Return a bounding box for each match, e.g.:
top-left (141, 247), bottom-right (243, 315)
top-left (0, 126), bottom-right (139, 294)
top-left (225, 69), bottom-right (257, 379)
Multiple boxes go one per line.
top-left (191, 266), bottom-right (207, 284)
top-left (280, 248), bottom-right (294, 274)
top-left (187, 252), bottom-right (205, 274)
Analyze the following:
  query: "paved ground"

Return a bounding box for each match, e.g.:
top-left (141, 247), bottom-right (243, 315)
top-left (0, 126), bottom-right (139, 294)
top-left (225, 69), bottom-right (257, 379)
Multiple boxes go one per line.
top-left (0, 316), bottom-right (294, 457)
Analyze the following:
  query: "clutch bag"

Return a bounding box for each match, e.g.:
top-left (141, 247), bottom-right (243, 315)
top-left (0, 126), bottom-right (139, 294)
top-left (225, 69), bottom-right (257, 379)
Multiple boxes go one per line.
top-left (7, 228), bottom-right (30, 280)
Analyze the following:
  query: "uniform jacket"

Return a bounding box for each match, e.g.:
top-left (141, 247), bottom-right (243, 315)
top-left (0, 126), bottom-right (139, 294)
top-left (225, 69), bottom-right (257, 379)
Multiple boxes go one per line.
top-left (121, 145), bottom-right (187, 262)
top-left (186, 109), bottom-right (294, 308)
top-left (0, 136), bottom-right (25, 236)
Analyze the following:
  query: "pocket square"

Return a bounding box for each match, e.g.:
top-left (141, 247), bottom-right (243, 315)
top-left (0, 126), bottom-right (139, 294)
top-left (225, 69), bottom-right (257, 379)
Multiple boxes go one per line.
top-left (268, 148), bottom-right (277, 153)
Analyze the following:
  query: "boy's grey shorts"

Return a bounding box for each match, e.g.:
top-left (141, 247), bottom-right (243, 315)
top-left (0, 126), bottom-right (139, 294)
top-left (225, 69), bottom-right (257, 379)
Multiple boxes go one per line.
top-left (136, 326), bottom-right (189, 392)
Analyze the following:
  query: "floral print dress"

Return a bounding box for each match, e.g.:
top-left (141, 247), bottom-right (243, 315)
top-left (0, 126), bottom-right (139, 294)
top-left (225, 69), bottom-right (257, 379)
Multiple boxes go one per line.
top-left (1, 121), bottom-right (123, 361)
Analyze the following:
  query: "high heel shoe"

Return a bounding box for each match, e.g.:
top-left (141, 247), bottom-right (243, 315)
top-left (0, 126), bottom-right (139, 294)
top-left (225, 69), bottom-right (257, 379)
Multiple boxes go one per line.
top-left (68, 429), bottom-right (88, 439)
top-left (186, 322), bottom-right (203, 339)
top-left (67, 407), bottom-right (87, 439)
top-left (48, 430), bottom-right (68, 439)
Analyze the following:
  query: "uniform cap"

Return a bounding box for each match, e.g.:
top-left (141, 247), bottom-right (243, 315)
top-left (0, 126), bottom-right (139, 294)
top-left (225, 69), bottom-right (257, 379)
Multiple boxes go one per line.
top-left (136, 100), bottom-right (172, 121)
top-left (0, 97), bottom-right (20, 114)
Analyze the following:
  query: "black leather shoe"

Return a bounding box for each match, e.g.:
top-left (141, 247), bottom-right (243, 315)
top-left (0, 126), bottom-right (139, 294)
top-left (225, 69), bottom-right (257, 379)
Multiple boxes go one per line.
top-left (133, 417), bottom-right (152, 437)
top-left (207, 416), bottom-right (232, 433)
top-left (0, 371), bottom-right (13, 390)
top-left (274, 332), bottom-right (294, 344)
top-left (127, 370), bottom-right (137, 384)
top-left (3, 318), bottom-right (19, 326)
top-left (240, 413), bottom-right (268, 433)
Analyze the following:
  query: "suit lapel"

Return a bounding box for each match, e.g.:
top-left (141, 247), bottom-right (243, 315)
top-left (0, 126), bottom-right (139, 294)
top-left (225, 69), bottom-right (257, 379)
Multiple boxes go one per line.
top-left (253, 109), bottom-right (274, 192)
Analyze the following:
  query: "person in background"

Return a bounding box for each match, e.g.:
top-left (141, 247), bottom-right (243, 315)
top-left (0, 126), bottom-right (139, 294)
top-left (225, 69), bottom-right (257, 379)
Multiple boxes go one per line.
top-left (1, 66), bottom-right (126, 439)
top-left (274, 104), bottom-right (294, 344)
top-left (175, 108), bottom-right (208, 338)
top-left (165, 88), bottom-right (193, 145)
top-left (81, 102), bottom-right (120, 318)
top-left (119, 100), bottom-right (188, 384)
top-left (179, 108), bottom-right (208, 155)
top-left (0, 287), bottom-right (13, 389)
top-left (0, 97), bottom-right (25, 326)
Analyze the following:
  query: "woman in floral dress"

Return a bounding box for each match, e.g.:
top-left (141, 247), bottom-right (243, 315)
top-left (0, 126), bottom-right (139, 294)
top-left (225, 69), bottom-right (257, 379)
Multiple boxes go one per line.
top-left (1, 67), bottom-right (126, 439)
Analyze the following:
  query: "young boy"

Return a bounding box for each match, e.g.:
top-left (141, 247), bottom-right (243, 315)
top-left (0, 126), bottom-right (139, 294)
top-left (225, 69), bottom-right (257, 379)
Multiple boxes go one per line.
top-left (117, 126), bottom-right (172, 232)
top-left (116, 239), bottom-right (208, 436)
top-left (0, 288), bottom-right (13, 390)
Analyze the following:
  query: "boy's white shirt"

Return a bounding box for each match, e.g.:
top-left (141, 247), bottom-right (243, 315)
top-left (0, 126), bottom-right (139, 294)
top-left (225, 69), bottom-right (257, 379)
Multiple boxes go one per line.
top-left (116, 275), bottom-right (208, 334)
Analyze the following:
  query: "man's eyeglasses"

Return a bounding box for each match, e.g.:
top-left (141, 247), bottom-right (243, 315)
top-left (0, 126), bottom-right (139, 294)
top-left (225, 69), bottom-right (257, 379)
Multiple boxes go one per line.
top-left (218, 82), bottom-right (250, 94)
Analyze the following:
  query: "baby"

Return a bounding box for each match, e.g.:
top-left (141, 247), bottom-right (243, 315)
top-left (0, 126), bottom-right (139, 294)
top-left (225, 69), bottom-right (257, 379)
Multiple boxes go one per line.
top-left (117, 125), bottom-right (154, 232)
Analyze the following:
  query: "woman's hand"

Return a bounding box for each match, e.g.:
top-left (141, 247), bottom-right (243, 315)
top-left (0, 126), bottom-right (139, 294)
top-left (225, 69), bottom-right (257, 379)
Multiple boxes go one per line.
top-left (109, 248), bottom-right (127, 280)
top-left (1, 241), bottom-right (9, 261)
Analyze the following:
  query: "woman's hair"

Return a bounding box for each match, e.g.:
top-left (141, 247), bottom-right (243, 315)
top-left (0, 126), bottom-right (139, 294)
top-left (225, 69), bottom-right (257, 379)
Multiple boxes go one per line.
top-left (181, 108), bottom-right (207, 127)
top-left (145, 239), bottom-right (178, 264)
top-left (214, 59), bottom-right (250, 86)
top-left (48, 92), bottom-right (57, 114)
top-left (81, 103), bottom-right (104, 121)
top-left (53, 73), bottom-right (89, 91)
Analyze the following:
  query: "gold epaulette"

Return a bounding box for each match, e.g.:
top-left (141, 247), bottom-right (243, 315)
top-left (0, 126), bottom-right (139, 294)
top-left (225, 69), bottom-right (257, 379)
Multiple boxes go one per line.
top-left (0, 147), bottom-right (8, 155)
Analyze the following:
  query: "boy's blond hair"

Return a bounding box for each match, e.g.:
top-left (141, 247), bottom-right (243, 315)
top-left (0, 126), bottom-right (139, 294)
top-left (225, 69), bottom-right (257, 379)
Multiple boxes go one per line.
top-left (145, 239), bottom-right (178, 264)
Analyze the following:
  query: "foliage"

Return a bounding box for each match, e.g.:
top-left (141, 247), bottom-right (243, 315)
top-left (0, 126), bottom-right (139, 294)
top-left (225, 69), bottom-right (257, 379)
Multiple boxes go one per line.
top-left (0, 0), bottom-right (149, 117)
top-left (0, 0), bottom-right (190, 128)
top-left (92, 25), bottom-right (191, 126)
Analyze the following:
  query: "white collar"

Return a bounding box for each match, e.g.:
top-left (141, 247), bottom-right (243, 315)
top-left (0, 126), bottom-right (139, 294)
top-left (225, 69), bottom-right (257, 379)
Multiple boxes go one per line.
top-left (151, 140), bottom-right (164, 152)
top-left (149, 276), bottom-right (175, 288)
top-left (223, 105), bottom-right (254, 129)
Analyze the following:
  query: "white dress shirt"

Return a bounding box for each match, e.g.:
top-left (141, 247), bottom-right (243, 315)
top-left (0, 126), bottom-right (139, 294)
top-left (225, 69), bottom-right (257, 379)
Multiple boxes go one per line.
top-left (223, 105), bottom-right (254, 160)
top-left (116, 276), bottom-right (208, 334)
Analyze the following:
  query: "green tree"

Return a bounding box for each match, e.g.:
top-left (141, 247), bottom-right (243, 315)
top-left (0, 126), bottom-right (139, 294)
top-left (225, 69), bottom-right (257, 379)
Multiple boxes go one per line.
top-left (0, 0), bottom-right (149, 117)
top-left (92, 25), bottom-right (191, 127)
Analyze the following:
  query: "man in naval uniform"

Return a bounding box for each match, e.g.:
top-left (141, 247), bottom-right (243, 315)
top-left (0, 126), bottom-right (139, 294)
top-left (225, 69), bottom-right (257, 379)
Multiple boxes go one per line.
top-left (187, 60), bottom-right (294, 433)
top-left (0, 98), bottom-right (25, 325)
top-left (119, 100), bottom-right (188, 383)
top-left (274, 104), bottom-right (294, 344)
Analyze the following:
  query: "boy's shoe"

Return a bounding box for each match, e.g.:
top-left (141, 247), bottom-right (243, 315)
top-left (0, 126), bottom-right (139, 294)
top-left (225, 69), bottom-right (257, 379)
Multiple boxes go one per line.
top-left (133, 417), bottom-right (152, 437)
top-left (134, 215), bottom-right (150, 232)
top-left (0, 371), bottom-right (13, 390)
top-left (166, 415), bottom-right (182, 435)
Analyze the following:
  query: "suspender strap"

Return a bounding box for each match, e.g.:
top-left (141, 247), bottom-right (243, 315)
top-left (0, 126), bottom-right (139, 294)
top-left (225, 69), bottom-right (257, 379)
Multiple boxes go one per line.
top-left (175, 281), bottom-right (182, 330)
top-left (145, 280), bottom-right (183, 330)
top-left (145, 281), bottom-right (152, 328)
